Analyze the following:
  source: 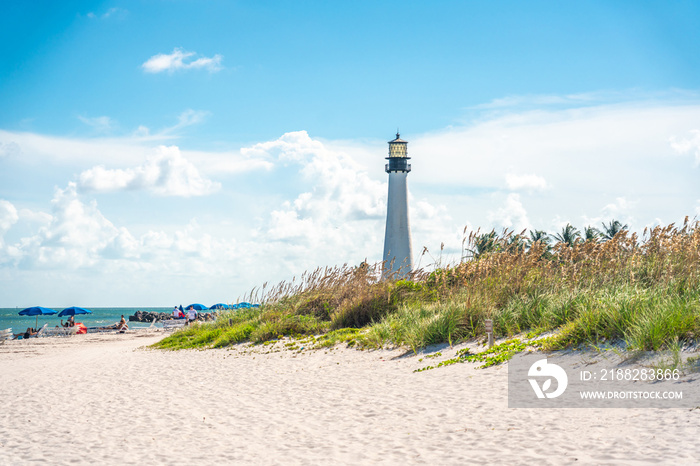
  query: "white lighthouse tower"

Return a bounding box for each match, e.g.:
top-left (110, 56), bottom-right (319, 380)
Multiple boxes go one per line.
top-left (382, 132), bottom-right (413, 279)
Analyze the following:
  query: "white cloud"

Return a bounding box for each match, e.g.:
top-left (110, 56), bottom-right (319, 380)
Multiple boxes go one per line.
top-left (469, 90), bottom-right (700, 113)
top-left (78, 145), bottom-right (221, 197)
top-left (87, 7), bottom-right (128, 20)
top-left (78, 115), bottom-right (114, 133)
top-left (248, 132), bottom-right (385, 250)
top-left (409, 100), bottom-right (700, 239)
top-left (245, 131), bottom-right (386, 222)
top-left (175, 109), bottom-right (208, 129)
top-left (10, 183), bottom-right (136, 269)
top-left (487, 193), bottom-right (531, 232)
top-left (0, 201), bottom-right (19, 263)
top-left (0, 140), bottom-right (21, 158)
top-left (156, 109), bottom-right (210, 137)
top-left (102, 7), bottom-right (128, 19)
top-left (0, 127), bottom-right (273, 184)
top-left (0, 200), bottom-right (18, 233)
top-left (133, 125), bottom-right (150, 138)
top-left (18, 208), bottom-right (51, 226)
top-left (470, 92), bottom-right (599, 110)
top-left (410, 199), bottom-right (462, 262)
top-left (601, 197), bottom-right (635, 220)
top-left (135, 220), bottom-right (237, 269)
top-left (412, 102), bottom-right (700, 190)
top-left (1, 184), bottom-right (237, 274)
top-left (184, 148), bottom-right (274, 175)
top-left (86, 109), bottom-right (209, 140)
top-left (669, 129), bottom-right (700, 166)
top-left (142, 48), bottom-right (223, 74)
top-left (505, 173), bottom-right (549, 191)
top-left (0, 129), bottom-right (155, 166)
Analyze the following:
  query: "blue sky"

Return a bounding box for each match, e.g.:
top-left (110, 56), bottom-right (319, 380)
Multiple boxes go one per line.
top-left (1, 1), bottom-right (699, 306)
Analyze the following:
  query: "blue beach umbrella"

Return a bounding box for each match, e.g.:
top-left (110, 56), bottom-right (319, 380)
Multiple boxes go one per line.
top-left (232, 302), bottom-right (260, 309)
top-left (209, 303), bottom-right (231, 310)
top-left (186, 303), bottom-right (207, 311)
top-left (58, 306), bottom-right (93, 317)
top-left (19, 306), bottom-right (57, 328)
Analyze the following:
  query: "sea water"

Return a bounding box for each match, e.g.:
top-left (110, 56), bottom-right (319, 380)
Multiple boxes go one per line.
top-left (0, 307), bottom-right (175, 332)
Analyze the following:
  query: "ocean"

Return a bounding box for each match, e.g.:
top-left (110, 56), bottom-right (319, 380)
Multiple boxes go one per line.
top-left (0, 307), bottom-right (177, 332)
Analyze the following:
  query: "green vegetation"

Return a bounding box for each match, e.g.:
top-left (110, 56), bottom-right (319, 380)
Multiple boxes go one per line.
top-left (152, 219), bottom-right (700, 357)
top-left (415, 339), bottom-right (529, 372)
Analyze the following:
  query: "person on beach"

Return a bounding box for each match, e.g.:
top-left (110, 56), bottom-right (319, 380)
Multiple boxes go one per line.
top-left (187, 307), bottom-right (197, 324)
top-left (172, 306), bottom-right (179, 319)
top-left (117, 315), bottom-right (128, 332)
top-left (13, 327), bottom-right (37, 339)
top-left (61, 315), bottom-right (75, 328)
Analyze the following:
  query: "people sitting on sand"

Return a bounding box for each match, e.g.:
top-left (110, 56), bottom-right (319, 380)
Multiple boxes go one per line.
top-left (98, 316), bottom-right (129, 332)
top-left (172, 306), bottom-right (180, 319)
top-left (13, 327), bottom-right (37, 339)
top-left (117, 315), bottom-right (128, 331)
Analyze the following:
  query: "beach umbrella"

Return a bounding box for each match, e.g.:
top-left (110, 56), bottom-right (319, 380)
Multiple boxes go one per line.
top-left (209, 303), bottom-right (231, 310)
top-left (58, 306), bottom-right (93, 317)
top-left (19, 306), bottom-right (57, 328)
top-left (186, 303), bottom-right (207, 311)
top-left (232, 302), bottom-right (260, 309)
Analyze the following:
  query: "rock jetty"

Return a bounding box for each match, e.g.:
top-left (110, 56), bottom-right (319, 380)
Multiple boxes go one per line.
top-left (129, 310), bottom-right (217, 323)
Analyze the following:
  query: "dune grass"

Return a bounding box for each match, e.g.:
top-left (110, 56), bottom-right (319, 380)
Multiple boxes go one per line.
top-left (152, 219), bottom-right (700, 353)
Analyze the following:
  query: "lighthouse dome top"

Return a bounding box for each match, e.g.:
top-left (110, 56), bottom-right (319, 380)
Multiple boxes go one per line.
top-left (388, 132), bottom-right (408, 144)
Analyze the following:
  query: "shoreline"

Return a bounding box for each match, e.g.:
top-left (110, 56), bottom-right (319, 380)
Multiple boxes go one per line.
top-left (1, 333), bottom-right (699, 465)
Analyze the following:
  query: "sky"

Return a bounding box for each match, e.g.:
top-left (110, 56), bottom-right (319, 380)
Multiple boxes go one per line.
top-left (1, 0), bottom-right (699, 307)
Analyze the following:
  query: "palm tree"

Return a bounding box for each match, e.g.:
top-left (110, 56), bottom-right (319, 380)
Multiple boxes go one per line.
top-left (583, 226), bottom-right (601, 243)
top-left (469, 230), bottom-right (499, 258)
top-left (506, 233), bottom-right (527, 253)
top-left (601, 220), bottom-right (628, 241)
top-left (528, 230), bottom-right (550, 249)
top-left (552, 224), bottom-right (581, 247)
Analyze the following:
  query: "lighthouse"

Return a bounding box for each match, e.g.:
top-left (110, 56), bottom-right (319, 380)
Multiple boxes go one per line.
top-left (382, 132), bottom-right (413, 279)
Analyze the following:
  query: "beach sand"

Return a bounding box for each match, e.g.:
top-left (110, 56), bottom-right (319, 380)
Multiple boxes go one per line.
top-left (1, 332), bottom-right (698, 465)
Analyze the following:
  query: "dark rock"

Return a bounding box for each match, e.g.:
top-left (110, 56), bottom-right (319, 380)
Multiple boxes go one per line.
top-left (129, 311), bottom-right (171, 322)
top-left (129, 310), bottom-right (218, 323)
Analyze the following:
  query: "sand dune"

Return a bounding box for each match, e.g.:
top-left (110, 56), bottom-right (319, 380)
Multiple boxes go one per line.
top-left (0, 333), bottom-right (698, 465)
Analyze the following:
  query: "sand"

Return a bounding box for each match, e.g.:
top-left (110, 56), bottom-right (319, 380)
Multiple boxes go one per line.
top-left (0, 332), bottom-right (698, 465)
